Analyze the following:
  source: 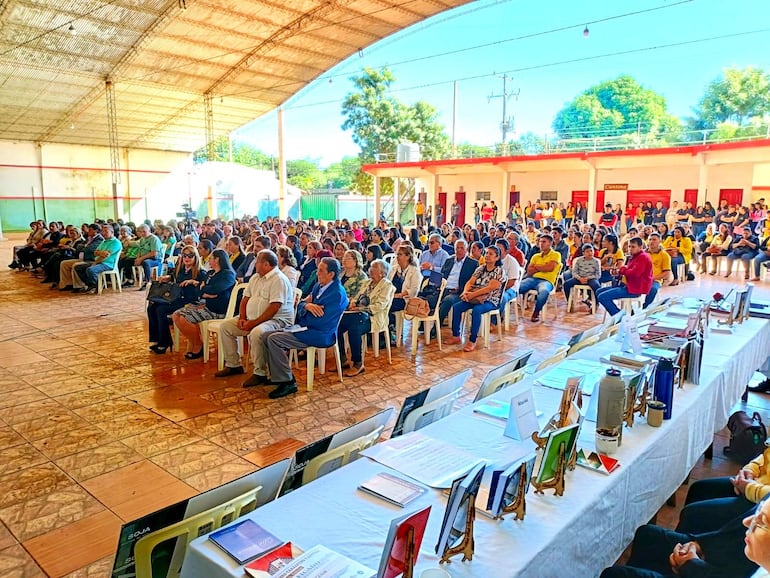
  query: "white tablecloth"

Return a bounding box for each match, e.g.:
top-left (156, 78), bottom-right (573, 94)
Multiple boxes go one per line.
top-left (182, 317), bottom-right (770, 578)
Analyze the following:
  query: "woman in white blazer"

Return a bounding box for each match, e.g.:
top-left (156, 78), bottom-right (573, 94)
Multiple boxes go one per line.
top-left (387, 243), bottom-right (421, 339)
top-left (338, 259), bottom-right (395, 376)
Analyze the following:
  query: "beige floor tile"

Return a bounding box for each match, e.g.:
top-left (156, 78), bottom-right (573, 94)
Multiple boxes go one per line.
top-left (120, 423), bottom-right (203, 458)
top-left (0, 544), bottom-right (46, 578)
top-left (183, 458), bottom-right (259, 492)
top-left (23, 510), bottom-right (122, 578)
top-left (54, 441), bottom-right (143, 482)
top-left (30, 425), bottom-right (115, 460)
top-left (0, 521), bottom-right (16, 550)
top-left (62, 555), bottom-right (113, 578)
top-left (0, 443), bottom-right (49, 477)
top-left (129, 385), bottom-right (222, 422)
top-left (0, 463), bottom-right (74, 510)
top-left (0, 487), bottom-right (105, 542)
top-left (148, 440), bottom-right (241, 479)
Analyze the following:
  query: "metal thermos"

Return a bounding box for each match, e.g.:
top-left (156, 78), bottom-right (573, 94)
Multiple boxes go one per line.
top-left (596, 368), bottom-right (627, 454)
top-left (654, 358), bottom-right (675, 420)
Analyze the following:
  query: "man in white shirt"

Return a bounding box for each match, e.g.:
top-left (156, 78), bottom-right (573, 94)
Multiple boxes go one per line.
top-left (495, 238), bottom-right (521, 318)
top-left (216, 224), bottom-right (233, 250)
top-left (215, 250), bottom-right (295, 388)
top-left (419, 233), bottom-right (450, 274)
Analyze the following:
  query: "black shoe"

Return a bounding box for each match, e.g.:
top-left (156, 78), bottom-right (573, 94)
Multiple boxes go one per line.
top-left (215, 366), bottom-right (244, 378)
top-left (138, 283), bottom-right (147, 291)
top-left (71, 287), bottom-right (87, 294)
top-left (748, 378), bottom-right (770, 394)
top-left (59, 285), bottom-right (73, 291)
top-left (39, 278), bottom-right (51, 284)
top-left (185, 349), bottom-right (204, 359)
top-left (8, 262), bottom-right (18, 269)
top-left (242, 374), bottom-right (270, 388)
top-left (150, 345), bottom-right (168, 354)
top-left (269, 380), bottom-right (298, 399)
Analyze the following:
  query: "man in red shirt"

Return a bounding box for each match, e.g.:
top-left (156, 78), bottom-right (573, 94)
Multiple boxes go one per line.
top-left (595, 237), bottom-right (654, 316)
top-left (600, 203), bottom-right (619, 230)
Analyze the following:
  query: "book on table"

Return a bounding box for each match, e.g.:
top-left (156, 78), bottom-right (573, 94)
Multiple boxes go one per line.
top-left (435, 462), bottom-right (485, 558)
top-left (265, 544), bottom-right (375, 578)
top-left (245, 542), bottom-right (303, 577)
top-left (208, 519), bottom-right (283, 565)
top-left (487, 453), bottom-right (538, 518)
top-left (376, 506), bottom-right (432, 578)
top-left (358, 472), bottom-right (427, 508)
top-left (575, 449), bottom-right (620, 475)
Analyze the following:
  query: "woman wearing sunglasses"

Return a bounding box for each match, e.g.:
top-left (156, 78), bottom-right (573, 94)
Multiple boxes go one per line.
top-left (147, 246), bottom-right (207, 354)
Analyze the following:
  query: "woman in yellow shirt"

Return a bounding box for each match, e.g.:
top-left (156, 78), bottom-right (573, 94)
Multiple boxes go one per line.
top-left (565, 202), bottom-right (575, 228)
top-left (597, 234), bottom-right (624, 283)
top-left (663, 226), bottom-right (693, 285)
top-left (553, 204), bottom-right (563, 226)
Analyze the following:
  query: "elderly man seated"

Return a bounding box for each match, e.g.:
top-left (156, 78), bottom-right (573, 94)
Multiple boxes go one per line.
top-left (215, 250), bottom-right (295, 388)
top-left (263, 257), bottom-right (348, 399)
top-left (72, 224), bottom-right (122, 294)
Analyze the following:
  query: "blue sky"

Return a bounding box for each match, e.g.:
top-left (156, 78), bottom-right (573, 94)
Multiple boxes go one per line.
top-left (235, 0), bottom-right (770, 164)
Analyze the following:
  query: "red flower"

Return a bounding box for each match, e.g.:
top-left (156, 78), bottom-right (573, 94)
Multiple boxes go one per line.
top-left (713, 292), bottom-right (724, 302)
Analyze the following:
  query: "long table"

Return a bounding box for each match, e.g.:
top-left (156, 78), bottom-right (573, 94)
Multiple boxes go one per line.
top-left (182, 317), bottom-right (770, 578)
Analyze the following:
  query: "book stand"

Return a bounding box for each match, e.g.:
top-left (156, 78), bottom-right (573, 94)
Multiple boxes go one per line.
top-left (495, 461), bottom-right (529, 521)
top-left (439, 498), bottom-right (476, 564)
top-left (402, 526), bottom-right (416, 578)
top-left (531, 442), bottom-right (566, 497)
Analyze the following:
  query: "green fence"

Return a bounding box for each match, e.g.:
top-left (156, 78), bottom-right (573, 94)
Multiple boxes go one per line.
top-left (300, 194), bottom-right (337, 220)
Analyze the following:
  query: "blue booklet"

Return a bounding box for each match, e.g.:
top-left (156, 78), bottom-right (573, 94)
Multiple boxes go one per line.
top-left (209, 519), bottom-right (283, 565)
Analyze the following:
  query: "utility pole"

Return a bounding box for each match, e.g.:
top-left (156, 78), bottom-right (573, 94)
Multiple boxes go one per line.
top-left (488, 74), bottom-right (520, 149)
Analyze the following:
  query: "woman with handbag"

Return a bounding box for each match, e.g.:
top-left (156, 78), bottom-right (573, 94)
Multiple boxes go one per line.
top-left (387, 245), bottom-right (421, 343)
top-left (147, 245), bottom-right (207, 354)
top-left (446, 245), bottom-right (506, 352)
top-left (172, 249), bottom-right (236, 359)
top-left (337, 259), bottom-right (394, 377)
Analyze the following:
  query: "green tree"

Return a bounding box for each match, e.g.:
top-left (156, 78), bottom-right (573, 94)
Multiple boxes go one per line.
top-left (552, 75), bottom-right (681, 141)
top-left (324, 156), bottom-right (362, 190)
top-left (690, 67), bottom-right (770, 129)
top-left (192, 136), bottom-right (275, 171)
top-left (341, 67), bottom-right (451, 194)
top-left (286, 158), bottom-right (324, 191)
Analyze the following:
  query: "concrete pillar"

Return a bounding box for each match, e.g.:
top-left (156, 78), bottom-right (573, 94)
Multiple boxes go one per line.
top-left (698, 159), bottom-right (709, 207)
top-left (277, 108), bottom-right (287, 220)
top-left (373, 176), bottom-right (380, 224)
top-left (587, 165), bottom-right (597, 224)
top-left (392, 177), bottom-right (400, 224)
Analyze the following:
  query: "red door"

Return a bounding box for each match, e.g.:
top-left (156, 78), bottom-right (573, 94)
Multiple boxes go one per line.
top-left (595, 190), bottom-right (605, 214)
top-left (437, 192), bottom-right (448, 225)
top-left (454, 191), bottom-right (466, 226)
top-left (509, 189), bottom-right (520, 211)
top-left (571, 190), bottom-right (588, 206)
top-left (627, 190), bottom-right (672, 208)
top-left (719, 188), bottom-right (744, 207)
top-left (683, 189), bottom-right (698, 207)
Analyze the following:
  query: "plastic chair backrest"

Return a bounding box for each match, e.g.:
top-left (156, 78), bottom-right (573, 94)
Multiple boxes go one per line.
top-left (567, 334), bottom-right (601, 355)
top-left (402, 387), bottom-right (460, 434)
top-left (475, 367), bottom-right (526, 401)
top-left (133, 485), bottom-right (261, 578)
top-left (302, 426), bottom-right (384, 485)
top-left (224, 282), bottom-right (248, 319)
top-left (534, 345), bottom-right (570, 372)
top-left (383, 253), bottom-right (396, 265)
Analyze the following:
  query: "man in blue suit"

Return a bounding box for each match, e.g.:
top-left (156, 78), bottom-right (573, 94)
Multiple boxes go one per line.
top-left (438, 239), bottom-right (479, 325)
top-left (264, 257), bottom-right (349, 399)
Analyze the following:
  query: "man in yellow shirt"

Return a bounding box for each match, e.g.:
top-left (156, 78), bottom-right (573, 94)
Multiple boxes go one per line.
top-left (646, 233), bottom-right (671, 308)
top-left (518, 235), bottom-right (561, 322)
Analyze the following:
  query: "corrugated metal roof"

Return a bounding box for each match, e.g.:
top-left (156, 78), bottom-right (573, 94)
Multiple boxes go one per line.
top-left (0, 0), bottom-right (470, 152)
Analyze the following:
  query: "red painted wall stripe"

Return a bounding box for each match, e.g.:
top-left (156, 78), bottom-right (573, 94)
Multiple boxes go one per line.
top-left (0, 163), bottom-right (172, 175)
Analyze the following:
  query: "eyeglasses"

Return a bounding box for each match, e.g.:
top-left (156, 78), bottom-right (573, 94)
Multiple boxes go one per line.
top-left (182, 253), bottom-right (195, 258)
top-left (748, 516), bottom-right (770, 534)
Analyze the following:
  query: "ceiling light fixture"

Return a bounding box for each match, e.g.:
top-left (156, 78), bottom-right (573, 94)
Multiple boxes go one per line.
top-left (68, 23), bottom-right (76, 35)
top-left (583, 25), bottom-right (589, 38)
top-left (70, 123), bottom-right (74, 129)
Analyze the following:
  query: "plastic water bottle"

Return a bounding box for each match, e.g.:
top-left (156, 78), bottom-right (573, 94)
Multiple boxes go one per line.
top-left (654, 358), bottom-right (675, 420)
top-left (596, 368), bottom-right (627, 454)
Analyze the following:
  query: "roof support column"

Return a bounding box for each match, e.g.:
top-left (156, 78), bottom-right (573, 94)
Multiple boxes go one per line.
top-left (502, 171), bottom-right (511, 222)
top-left (697, 156), bottom-right (709, 207)
top-left (373, 176), bottom-right (381, 225)
top-left (105, 80), bottom-right (121, 221)
top-left (587, 162), bottom-right (597, 224)
top-left (277, 107), bottom-right (287, 220)
top-left (393, 177), bottom-right (400, 225)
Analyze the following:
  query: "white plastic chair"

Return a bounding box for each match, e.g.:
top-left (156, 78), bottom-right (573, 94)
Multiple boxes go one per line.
top-left (402, 387), bottom-right (461, 434)
top-left (475, 367), bottom-right (526, 401)
top-left (567, 334), bottom-right (600, 356)
top-left (383, 253), bottom-right (396, 266)
top-left (97, 258), bottom-right (122, 294)
top-left (302, 426), bottom-right (384, 485)
top-left (529, 344), bottom-right (570, 373)
top-left (408, 278), bottom-right (447, 357)
top-left (303, 314), bottom-right (345, 392)
top-left (460, 306), bottom-right (502, 348)
top-left (362, 283), bottom-right (396, 364)
top-left (602, 295), bottom-right (644, 322)
top-left (519, 264), bottom-right (562, 321)
top-left (202, 283), bottom-right (248, 366)
top-left (567, 284), bottom-right (596, 313)
top-left (503, 269), bottom-right (526, 330)
top-left (133, 486), bottom-right (261, 578)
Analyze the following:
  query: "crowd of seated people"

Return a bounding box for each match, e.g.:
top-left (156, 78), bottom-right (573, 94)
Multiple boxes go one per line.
top-left (7, 202), bottom-right (769, 381)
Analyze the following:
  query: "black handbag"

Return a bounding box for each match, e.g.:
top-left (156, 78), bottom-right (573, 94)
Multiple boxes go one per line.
top-left (147, 281), bottom-right (182, 304)
top-left (349, 311), bottom-right (371, 334)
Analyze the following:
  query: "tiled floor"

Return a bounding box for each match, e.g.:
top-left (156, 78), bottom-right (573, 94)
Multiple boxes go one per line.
top-left (0, 234), bottom-right (768, 577)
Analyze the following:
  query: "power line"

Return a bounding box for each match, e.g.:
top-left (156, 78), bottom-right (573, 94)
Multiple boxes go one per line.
top-left (280, 27), bottom-right (770, 113)
top-left (222, 0), bottom-right (697, 100)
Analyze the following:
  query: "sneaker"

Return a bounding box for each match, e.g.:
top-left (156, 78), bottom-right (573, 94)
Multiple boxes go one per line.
top-left (8, 262), bottom-right (18, 269)
top-left (214, 366), bottom-right (245, 378)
